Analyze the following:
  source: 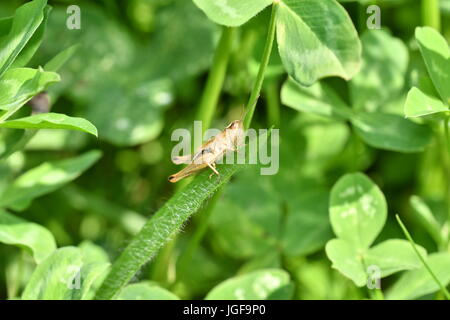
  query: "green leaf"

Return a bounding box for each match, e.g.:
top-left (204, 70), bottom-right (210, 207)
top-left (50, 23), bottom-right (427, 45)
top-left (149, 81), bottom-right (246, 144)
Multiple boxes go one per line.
top-left (325, 239), bottom-right (366, 287)
top-left (0, 67), bottom-right (60, 111)
top-left (117, 283), bottom-right (180, 300)
top-left (0, 0), bottom-right (47, 77)
top-left (281, 190), bottom-right (333, 257)
top-left (0, 209), bottom-right (56, 263)
top-left (0, 112), bottom-right (98, 137)
top-left (22, 247), bottom-right (83, 300)
top-left (404, 87), bottom-right (448, 118)
top-left (0, 150), bottom-right (102, 209)
top-left (79, 240), bottom-right (110, 265)
top-left (329, 172), bottom-right (387, 250)
top-left (387, 253), bottom-right (450, 300)
top-left (350, 30), bottom-right (409, 112)
top-left (22, 246), bottom-right (110, 300)
top-left (74, 262), bottom-right (110, 300)
top-left (205, 269), bottom-right (293, 300)
top-left (277, 0), bottom-right (361, 86)
top-left (44, 44), bottom-right (79, 72)
top-left (409, 196), bottom-right (443, 247)
top-left (365, 239), bottom-right (427, 277)
top-left (281, 77), bottom-right (352, 120)
top-left (351, 112), bottom-right (433, 153)
top-left (85, 79), bottom-right (171, 146)
top-left (192, 0), bottom-right (272, 27)
top-left (12, 5), bottom-right (51, 68)
top-left (415, 27), bottom-right (450, 105)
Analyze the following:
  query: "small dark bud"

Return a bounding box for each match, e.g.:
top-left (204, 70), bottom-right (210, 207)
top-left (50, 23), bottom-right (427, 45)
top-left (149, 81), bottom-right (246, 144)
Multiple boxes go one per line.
top-left (29, 92), bottom-right (51, 114)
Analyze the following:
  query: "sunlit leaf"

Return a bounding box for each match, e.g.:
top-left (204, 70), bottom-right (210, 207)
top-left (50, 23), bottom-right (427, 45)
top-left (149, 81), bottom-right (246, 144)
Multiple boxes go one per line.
top-left (415, 27), bottom-right (450, 105)
top-left (205, 269), bottom-right (293, 300)
top-left (117, 283), bottom-right (180, 300)
top-left (0, 150), bottom-right (101, 209)
top-left (387, 253), bottom-right (450, 300)
top-left (0, 112), bottom-right (98, 137)
top-left (0, 209), bottom-right (56, 263)
top-left (0, 0), bottom-right (47, 77)
top-left (0, 67), bottom-right (59, 111)
top-left (329, 172), bottom-right (387, 250)
top-left (404, 87), bottom-right (448, 118)
top-left (277, 0), bottom-right (361, 86)
top-left (192, 0), bottom-right (272, 27)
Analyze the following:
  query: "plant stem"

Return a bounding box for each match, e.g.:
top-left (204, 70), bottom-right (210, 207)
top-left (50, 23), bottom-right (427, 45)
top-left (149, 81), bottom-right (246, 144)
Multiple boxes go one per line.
top-left (396, 214), bottom-right (450, 299)
top-left (176, 188), bottom-right (223, 279)
top-left (196, 27), bottom-right (235, 135)
top-left (444, 117), bottom-right (450, 229)
top-left (421, 0), bottom-right (441, 31)
top-left (264, 80), bottom-right (280, 127)
top-left (243, 2), bottom-right (279, 129)
top-left (94, 165), bottom-right (240, 300)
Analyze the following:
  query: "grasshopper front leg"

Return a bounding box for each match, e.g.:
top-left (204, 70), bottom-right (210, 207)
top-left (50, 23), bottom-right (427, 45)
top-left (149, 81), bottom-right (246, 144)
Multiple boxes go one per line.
top-left (207, 162), bottom-right (219, 179)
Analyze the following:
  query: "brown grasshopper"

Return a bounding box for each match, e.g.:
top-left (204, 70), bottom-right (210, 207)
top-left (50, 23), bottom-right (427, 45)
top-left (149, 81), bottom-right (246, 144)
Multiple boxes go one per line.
top-left (168, 120), bottom-right (245, 183)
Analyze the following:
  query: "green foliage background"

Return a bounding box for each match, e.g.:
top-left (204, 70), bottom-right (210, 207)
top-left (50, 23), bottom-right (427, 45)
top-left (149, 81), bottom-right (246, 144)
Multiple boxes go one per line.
top-left (0, 0), bottom-right (449, 300)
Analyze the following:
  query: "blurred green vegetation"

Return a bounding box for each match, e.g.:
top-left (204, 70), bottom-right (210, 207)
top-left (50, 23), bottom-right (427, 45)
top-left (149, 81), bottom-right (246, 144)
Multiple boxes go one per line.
top-left (0, 0), bottom-right (450, 300)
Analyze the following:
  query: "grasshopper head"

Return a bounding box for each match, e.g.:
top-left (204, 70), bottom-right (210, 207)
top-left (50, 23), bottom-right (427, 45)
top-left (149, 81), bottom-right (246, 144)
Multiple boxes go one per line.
top-left (226, 120), bottom-right (243, 130)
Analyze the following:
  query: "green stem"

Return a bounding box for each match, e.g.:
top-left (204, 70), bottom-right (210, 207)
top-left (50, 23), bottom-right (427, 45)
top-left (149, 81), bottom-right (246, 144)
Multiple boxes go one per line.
top-left (421, 0), bottom-right (441, 31)
top-left (176, 188), bottom-right (223, 279)
top-left (243, 3), bottom-right (279, 129)
top-left (94, 165), bottom-right (239, 300)
top-left (196, 27), bottom-right (235, 135)
top-left (396, 214), bottom-right (450, 300)
top-left (444, 117), bottom-right (450, 230)
top-left (264, 80), bottom-right (280, 127)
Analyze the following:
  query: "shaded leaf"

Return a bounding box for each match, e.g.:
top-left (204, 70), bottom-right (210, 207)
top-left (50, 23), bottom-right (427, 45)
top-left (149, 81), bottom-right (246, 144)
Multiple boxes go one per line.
top-left (350, 30), bottom-right (409, 112)
top-left (44, 44), bottom-right (79, 72)
top-left (281, 77), bottom-right (352, 120)
top-left (351, 112), bottom-right (432, 153)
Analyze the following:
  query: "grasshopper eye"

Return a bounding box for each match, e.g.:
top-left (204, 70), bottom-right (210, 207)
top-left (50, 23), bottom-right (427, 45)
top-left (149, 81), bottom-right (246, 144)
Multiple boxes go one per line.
top-left (226, 120), bottom-right (241, 129)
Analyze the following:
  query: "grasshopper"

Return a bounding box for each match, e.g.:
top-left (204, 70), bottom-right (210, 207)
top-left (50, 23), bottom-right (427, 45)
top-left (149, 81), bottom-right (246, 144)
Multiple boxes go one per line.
top-left (168, 120), bottom-right (245, 183)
